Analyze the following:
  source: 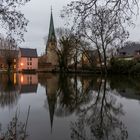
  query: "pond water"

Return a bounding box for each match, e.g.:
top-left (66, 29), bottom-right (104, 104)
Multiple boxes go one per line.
top-left (0, 73), bottom-right (140, 140)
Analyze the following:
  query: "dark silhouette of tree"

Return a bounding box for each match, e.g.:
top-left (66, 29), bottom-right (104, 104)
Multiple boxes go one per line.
top-left (62, 0), bottom-right (138, 73)
top-left (55, 28), bottom-right (76, 72)
top-left (0, 36), bottom-right (18, 73)
top-left (0, 0), bottom-right (30, 42)
top-left (0, 107), bottom-right (30, 140)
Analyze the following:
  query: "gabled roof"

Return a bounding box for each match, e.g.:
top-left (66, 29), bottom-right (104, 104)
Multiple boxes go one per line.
top-left (20, 48), bottom-right (38, 58)
top-left (118, 44), bottom-right (140, 56)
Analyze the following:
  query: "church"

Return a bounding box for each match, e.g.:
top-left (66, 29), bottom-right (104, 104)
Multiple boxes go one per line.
top-left (45, 9), bottom-right (58, 69)
top-left (38, 9), bottom-right (59, 71)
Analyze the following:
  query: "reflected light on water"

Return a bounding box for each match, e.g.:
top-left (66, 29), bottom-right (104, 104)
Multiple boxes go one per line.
top-left (0, 74), bottom-right (139, 140)
top-left (14, 73), bottom-right (17, 84)
top-left (21, 75), bottom-right (24, 83)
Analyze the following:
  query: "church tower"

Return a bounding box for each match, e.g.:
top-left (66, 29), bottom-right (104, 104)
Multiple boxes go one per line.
top-left (46, 9), bottom-right (58, 67)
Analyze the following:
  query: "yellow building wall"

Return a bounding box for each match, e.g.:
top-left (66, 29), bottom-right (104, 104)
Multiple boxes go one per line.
top-left (18, 57), bottom-right (38, 71)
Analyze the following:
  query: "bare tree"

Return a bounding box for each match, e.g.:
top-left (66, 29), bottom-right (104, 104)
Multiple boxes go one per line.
top-left (62, 0), bottom-right (139, 22)
top-left (0, 106), bottom-right (30, 140)
top-left (0, 0), bottom-right (30, 42)
top-left (62, 0), bottom-right (139, 73)
top-left (83, 7), bottom-right (129, 73)
top-left (55, 28), bottom-right (76, 72)
top-left (0, 35), bottom-right (18, 73)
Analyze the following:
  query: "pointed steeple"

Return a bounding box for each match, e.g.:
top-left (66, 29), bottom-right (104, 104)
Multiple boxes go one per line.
top-left (48, 7), bottom-right (56, 42)
top-left (46, 87), bottom-right (56, 133)
top-left (46, 7), bottom-right (56, 54)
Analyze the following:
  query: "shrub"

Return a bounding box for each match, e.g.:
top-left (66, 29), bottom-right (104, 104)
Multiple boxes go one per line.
top-left (130, 63), bottom-right (140, 75)
top-left (110, 57), bottom-right (136, 74)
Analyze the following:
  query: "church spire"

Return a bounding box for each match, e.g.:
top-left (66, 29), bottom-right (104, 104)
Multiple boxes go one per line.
top-left (48, 7), bottom-right (56, 42)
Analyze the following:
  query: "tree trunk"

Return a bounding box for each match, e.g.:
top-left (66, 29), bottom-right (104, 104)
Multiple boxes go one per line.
top-left (7, 64), bottom-right (11, 74)
top-left (103, 48), bottom-right (107, 74)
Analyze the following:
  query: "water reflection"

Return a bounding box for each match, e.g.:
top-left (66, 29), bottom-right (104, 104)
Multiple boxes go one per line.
top-left (109, 76), bottom-right (140, 100)
top-left (18, 74), bottom-right (38, 94)
top-left (70, 77), bottom-right (127, 140)
top-left (0, 74), bottom-right (19, 108)
top-left (0, 74), bottom-right (38, 108)
top-left (0, 74), bottom-right (140, 139)
top-left (39, 74), bottom-right (127, 139)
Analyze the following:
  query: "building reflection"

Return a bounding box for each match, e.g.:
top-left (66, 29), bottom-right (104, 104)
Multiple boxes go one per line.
top-left (0, 73), bottom-right (38, 108)
top-left (0, 74), bottom-right (19, 108)
top-left (1, 73), bottom-right (139, 139)
top-left (18, 74), bottom-right (38, 94)
top-left (39, 73), bottom-right (59, 131)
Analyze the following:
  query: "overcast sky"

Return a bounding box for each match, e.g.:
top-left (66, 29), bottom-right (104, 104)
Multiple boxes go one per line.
top-left (20, 0), bottom-right (140, 56)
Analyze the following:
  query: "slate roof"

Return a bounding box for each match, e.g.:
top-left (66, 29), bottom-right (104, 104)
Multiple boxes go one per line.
top-left (118, 44), bottom-right (140, 56)
top-left (20, 48), bottom-right (38, 58)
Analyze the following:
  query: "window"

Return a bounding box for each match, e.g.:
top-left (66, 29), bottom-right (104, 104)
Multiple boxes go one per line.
top-left (30, 58), bottom-right (32, 61)
top-left (27, 62), bottom-right (29, 65)
top-left (30, 62), bottom-right (32, 65)
top-left (14, 65), bottom-right (16, 69)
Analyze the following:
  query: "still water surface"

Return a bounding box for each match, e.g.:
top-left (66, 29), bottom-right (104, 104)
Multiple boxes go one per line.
top-left (0, 73), bottom-right (140, 140)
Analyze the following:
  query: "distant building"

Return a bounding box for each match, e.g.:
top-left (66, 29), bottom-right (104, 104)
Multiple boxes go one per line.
top-left (117, 43), bottom-right (140, 60)
top-left (18, 48), bottom-right (38, 72)
top-left (82, 49), bottom-right (101, 67)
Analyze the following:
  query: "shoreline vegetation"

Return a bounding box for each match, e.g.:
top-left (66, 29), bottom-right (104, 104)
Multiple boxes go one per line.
top-left (2, 59), bottom-right (140, 76)
top-left (37, 58), bottom-right (140, 76)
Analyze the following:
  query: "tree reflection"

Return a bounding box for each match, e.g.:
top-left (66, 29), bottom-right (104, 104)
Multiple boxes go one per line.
top-left (42, 74), bottom-right (128, 139)
top-left (70, 77), bottom-right (127, 140)
top-left (55, 74), bottom-right (93, 117)
top-left (0, 74), bottom-right (19, 108)
top-left (109, 76), bottom-right (140, 100)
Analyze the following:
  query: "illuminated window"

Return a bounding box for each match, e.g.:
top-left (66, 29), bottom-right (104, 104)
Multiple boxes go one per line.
top-left (14, 65), bottom-right (16, 69)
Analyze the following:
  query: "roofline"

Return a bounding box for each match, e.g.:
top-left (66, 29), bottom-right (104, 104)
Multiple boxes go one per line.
top-left (19, 47), bottom-right (37, 50)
